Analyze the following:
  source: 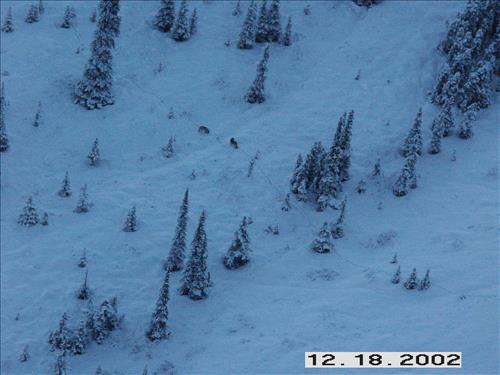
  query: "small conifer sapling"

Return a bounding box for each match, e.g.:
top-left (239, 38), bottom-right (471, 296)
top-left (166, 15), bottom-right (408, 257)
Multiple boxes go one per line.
top-left (18, 196), bottom-right (39, 227)
top-left (404, 268), bottom-right (418, 290)
top-left (2, 7), bottom-right (14, 33)
top-left (391, 266), bottom-right (401, 284)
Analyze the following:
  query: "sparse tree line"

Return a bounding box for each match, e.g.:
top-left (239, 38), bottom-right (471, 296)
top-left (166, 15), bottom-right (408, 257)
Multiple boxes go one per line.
top-left (390, 254), bottom-right (431, 291)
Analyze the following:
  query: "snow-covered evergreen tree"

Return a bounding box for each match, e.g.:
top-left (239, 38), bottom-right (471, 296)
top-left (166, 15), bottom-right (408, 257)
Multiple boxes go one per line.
top-left (391, 266), bottom-right (401, 284)
top-left (390, 253), bottom-right (398, 264)
top-left (404, 268), bottom-right (419, 290)
top-left (154, 0), bottom-right (175, 33)
top-left (393, 152), bottom-right (417, 197)
top-left (353, 0), bottom-right (380, 7)
top-left (189, 8), bottom-right (198, 36)
top-left (179, 210), bottom-right (210, 300)
top-left (48, 313), bottom-right (72, 351)
top-left (77, 270), bottom-right (92, 300)
top-left (255, 0), bottom-right (269, 43)
top-left (146, 271), bottom-right (171, 341)
top-left (2, 7), bottom-right (14, 33)
top-left (246, 45), bottom-right (270, 104)
top-left (90, 297), bottom-right (122, 344)
top-left (331, 196), bottom-right (346, 239)
top-left (311, 222), bottom-right (334, 253)
top-left (233, 0), bottom-right (242, 16)
top-left (339, 110), bottom-right (354, 182)
top-left (70, 320), bottom-right (89, 355)
top-left (281, 192), bottom-right (291, 211)
top-left (25, 4), bottom-right (40, 23)
top-left (172, 0), bottom-right (190, 42)
top-left (58, 171), bottom-right (72, 197)
top-left (418, 269), bottom-right (431, 290)
top-left (432, 102), bottom-right (454, 138)
top-left (87, 138), bottom-right (100, 166)
top-left (123, 206), bottom-right (137, 232)
top-left (33, 101), bottom-right (42, 127)
top-left (74, 185), bottom-right (90, 213)
top-left (290, 154), bottom-right (304, 193)
top-left (166, 189), bottom-right (189, 272)
top-left (237, 1), bottom-right (257, 49)
top-left (372, 159), bottom-right (382, 177)
top-left (74, 1), bottom-right (118, 109)
top-left (61, 6), bottom-right (76, 29)
top-left (0, 83), bottom-right (9, 152)
top-left (18, 196), bottom-right (39, 227)
top-left (282, 17), bottom-right (292, 46)
top-left (162, 136), bottom-right (175, 158)
top-left (400, 108), bottom-right (422, 157)
top-left (54, 353), bottom-right (67, 375)
top-left (238, 216), bottom-right (251, 253)
top-left (267, 0), bottom-right (281, 43)
top-left (428, 118), bottom-right (443, 154)
top-left (224, 231), bottom-right (249, 269)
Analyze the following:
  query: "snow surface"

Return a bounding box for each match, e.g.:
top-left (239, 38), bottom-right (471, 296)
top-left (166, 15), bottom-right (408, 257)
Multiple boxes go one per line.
top-left (1, 1), bottom-right (499, 374)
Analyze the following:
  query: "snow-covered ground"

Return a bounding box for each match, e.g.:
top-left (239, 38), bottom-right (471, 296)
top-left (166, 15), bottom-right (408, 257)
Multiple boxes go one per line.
top-left (1, 1), bottom-right (498, 374)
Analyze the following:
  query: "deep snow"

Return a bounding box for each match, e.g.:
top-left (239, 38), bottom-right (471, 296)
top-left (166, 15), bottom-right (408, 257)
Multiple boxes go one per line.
top-left (0, 1), bottom-right (498, 374)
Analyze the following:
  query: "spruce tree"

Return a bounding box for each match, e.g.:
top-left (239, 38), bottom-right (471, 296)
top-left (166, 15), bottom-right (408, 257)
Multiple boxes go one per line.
top-left (91, 297), bottom-right (122, 344)
top-left (233, 0), bottom-right (242, 16)
top-left (2, 7), bottom-right (14, 33)
top-left (391, 266), bottom-right (401, 284)
top-left (255, 0), bottom-right (269, 43)
top-left (428, 118), bottom-right (443, 155)
top-left (282, 17), bottom-right (292, 46)
top-left (179, 210), bottom-right (210, 300)
top-left (393, 152), bottom-right (417, 197)
top-left (162, 136), bottom-right (175, 158)
top-left (418, 269), bottom-right (431, 290)
top-left (316, 154), bottom-right (340, 211)
top-left (166, 189), bottom-right (189, 272)
top-left (224, 231), bottom-right (249, 269)
top-left (146, 271), bottom-right (171, 341)
top-left (404, 268), bottom-right (418, 290)
top-left (18, 196), bottom-right (39, 227)
top-left (390, 253), bottom-right (398, 264)
top-left (339, 110), bottom-right (354, 182)
top-left (434, 102), bottom-right (454, 137)
top-left (74, 1), bottom-right (118, 109)
top-left (290, 154), bottom-right (304, 194)
top-left (281, 192), bottom-right (291, 211)
top-left (58, 171), bottom-right (72, 197)
top-left (48, 313), bottom-right (72, 351)
top-left (331, 197), bottom-right (346, 239)
top-left (74, 185), bottom-right (90, 213)
top-left (172, 0), bottom-right (190, 42)
top-left (311, 222), bottom-right (334, 253)
top-left (245, 45), bottom-right (270, 104)
top-left (372, 159), bottom-right (382, 177)
top-left (33, 101), bottom-right (42, 127)
top-left (400, 108), bottom-right (423, 157)
top-left (237, 1), bottom-right (257, 49)
top-left (77, 270), bottom-right (92, 300)
top-left (238, 216), bottom-right (251, 253)
top-left (87, 138), bottom-right (100, 166)
top-left (40, 212), bottom-right (49, 226)
top-left (189, 8), bottom-right (198, 36)
top-left (123, 206), bottom-right (137, 232)
top-left (25, 4), bottom-right (40, 23)
top-left (0, 83), bottom-right (9, 152)
top-left (267, 0), bottom-right (281, 43)
top-left (154, 0), bottom-right (175, 33)
top-left (61, 6), bottom-right (76, 29)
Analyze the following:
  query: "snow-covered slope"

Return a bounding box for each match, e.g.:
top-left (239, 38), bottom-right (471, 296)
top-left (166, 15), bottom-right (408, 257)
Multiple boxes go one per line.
top-left (1, 1), bottom-right (498, 374)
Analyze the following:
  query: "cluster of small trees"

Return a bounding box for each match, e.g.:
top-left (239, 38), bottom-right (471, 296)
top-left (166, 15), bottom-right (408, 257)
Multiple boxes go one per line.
top-left (237, 0), bottom-right (292, 49)
top-left (48, 297), bottom-right (123, 356)
top-left (311, 197), bottom-right (347, 253)
top-left (431, 0), bottom-right (499, 139)
top-left (154, 0), bottom-right (198, 42)
top-left (61, 5), bottom-right (76, 29)
top-left (392, 266), bottom-right (431, 291)
top-left (25, 1), bottom-right (44, 24)
top-left (74, 0), bottom-right (121, 110)
top-left (290, 111), bottom-right (354, 211)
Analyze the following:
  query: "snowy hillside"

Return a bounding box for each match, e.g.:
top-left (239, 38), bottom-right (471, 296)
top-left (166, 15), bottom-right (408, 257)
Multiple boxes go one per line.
top-left (1, 1), bottom-right (498, 374)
